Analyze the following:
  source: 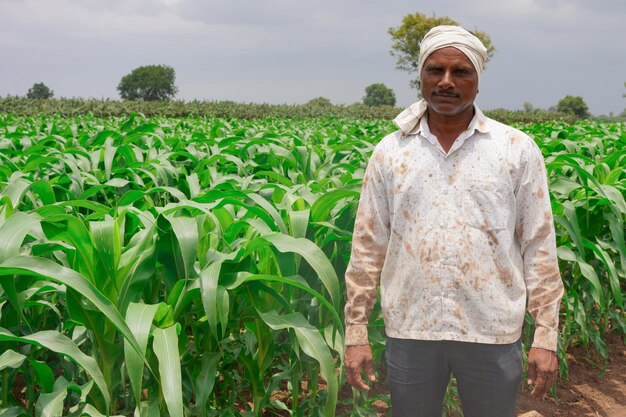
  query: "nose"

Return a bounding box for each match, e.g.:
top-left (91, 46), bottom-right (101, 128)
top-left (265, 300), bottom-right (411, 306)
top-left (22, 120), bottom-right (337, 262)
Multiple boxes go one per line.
top-left (438, 70), bottom-right (454, 88)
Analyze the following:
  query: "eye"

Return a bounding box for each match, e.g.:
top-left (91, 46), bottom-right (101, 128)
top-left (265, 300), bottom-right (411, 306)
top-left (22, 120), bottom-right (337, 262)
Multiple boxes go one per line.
top-left (454, 67), bottom-right (473, 76)
top-left (426, 66), bottom-right (443, 74)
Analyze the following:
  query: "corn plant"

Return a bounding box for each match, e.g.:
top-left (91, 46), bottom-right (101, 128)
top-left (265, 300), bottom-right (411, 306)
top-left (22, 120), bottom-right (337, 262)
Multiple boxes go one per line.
top-left (0, 113), bottom-right (624, 417)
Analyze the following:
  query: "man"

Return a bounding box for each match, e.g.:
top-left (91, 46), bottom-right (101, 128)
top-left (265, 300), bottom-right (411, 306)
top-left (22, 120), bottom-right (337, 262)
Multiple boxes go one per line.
top-left (344, 25), bottom-right (564, 417)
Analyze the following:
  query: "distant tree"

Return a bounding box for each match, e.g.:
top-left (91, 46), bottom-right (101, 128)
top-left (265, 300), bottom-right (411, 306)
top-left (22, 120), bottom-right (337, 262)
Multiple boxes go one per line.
top-left (117, 65), bottom-right (178, 101)
top-left (388, 13), bottom-right (495, 90)
top-left (363, 83), bottom-right (396, 107)
top-left (622, 82), bottom-right (625, 117)
top-left (556, 95), bottom-right (590, 119)
top-left (523, 102), bottom-right (534, 112)
top-left (26, 82), bottom-right (54, 99)
top-left (305, 97), bottom-right (333, 107)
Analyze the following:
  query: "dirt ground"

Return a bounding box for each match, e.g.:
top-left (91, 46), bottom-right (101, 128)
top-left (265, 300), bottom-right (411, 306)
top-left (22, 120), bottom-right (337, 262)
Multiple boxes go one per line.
top-left (516, 332), bottom-right (626, 417)
top-left (340, 332), bottom-right (626, 417)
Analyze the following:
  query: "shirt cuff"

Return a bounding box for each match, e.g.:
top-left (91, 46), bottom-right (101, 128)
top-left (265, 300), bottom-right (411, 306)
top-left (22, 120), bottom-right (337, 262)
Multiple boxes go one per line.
top-left (531, 325), bottom-right (558, 352)
top-left (345, 324), bottom-right (369, 346)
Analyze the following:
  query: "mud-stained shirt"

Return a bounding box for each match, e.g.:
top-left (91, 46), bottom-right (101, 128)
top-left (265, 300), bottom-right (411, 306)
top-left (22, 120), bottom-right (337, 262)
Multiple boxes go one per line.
top-left (344, 104), bottom-right (564, 351)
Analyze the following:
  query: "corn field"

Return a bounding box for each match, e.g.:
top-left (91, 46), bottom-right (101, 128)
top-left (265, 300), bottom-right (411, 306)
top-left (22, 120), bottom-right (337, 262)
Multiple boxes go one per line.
top-left (0, 113), bottom-right (624, 417)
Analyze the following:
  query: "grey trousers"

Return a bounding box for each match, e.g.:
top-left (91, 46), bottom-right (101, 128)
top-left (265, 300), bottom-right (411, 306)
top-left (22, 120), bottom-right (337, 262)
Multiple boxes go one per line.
top-left (385, 337), bottom-right (523, 417)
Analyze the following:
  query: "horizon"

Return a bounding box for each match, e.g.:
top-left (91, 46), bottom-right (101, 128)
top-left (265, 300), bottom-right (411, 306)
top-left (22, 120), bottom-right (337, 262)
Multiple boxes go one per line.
top-left (1, 0), bottom-right (625, 117)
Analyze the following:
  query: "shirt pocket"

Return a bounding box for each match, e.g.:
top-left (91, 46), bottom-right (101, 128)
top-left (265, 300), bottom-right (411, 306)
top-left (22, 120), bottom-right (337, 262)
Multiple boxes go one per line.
top-left (460, 176), bottom-right (511, 231)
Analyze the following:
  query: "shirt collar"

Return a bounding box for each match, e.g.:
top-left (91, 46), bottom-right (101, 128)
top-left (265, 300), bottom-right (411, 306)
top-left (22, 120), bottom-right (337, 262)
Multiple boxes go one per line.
top-left (393, 99), bottom-right (490, 137)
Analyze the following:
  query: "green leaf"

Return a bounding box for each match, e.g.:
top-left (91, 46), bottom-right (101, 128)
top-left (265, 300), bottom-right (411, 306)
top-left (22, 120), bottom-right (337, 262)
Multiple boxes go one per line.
top-left (152, 325), bottom-right (183, 417)
top-left (194, 353), bottom-right (221, 417)
top-left (35, 389), bottom-right (66, 417)
top-left (558, 246), bottom-right (603, 306)
top-left (0, 176), bottom-right (31, 209)
top-left (90, 217), bottom-right (123, 296)
top-left (0, 407), bottom-right (29, 417)
top-left (133, 400), bottom-right (160, 417)
top-left (259, 310), bottom-right (337, 417)
top-left (0, 211), bottom-right (40, 263)
top-left (0, 349), bottom-right (26, 370)
top-left (0, 328), bottom-right (110, 409)
top-left (80, 404), bottom-right (125, 417)
top-left (229, 273), bottom-right (342, 330)
top-left (0, 256), bottom-right (144, 365)
top-left (199, 262), bottom-right (222, 340)
top-left (166, 215), bottom-right (198, 280)
top-left (261, 233), bottom-right (340, 309)
top-left (124, 302), bottom-right (160, 406)
top-left (247, 193), bottom-right (288, 234)
top-left (27, 358), bottom-right (55, 393)
top-left (311, 189), bottom-right (359, 222)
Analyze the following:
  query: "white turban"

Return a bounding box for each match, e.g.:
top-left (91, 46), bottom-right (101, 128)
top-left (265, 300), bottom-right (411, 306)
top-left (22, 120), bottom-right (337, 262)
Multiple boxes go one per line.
top-left (418, 25), bottom-right (488, 79)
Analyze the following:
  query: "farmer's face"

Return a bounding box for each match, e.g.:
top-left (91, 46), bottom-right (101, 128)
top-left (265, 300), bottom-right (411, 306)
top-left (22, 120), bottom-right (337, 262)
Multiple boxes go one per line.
top-left (420, 47), bottom-right (479, 117)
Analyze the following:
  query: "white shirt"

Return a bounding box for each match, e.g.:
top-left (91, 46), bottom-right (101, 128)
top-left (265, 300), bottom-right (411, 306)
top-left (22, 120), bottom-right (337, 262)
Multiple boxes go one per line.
top-left (344, 102), bottom-right (564, 351)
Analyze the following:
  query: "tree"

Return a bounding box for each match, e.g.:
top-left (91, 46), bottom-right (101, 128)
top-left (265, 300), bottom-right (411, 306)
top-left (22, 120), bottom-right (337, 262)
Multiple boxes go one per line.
top-left (363, 83), bottom-right (396, 107)
top-left (117, 65), bottom-right (178, 101)
top-left (305, 97), bottom-right (333, 107)
top-left (388, 13), bottom-right (495, 90)
top-left (556, 95), bottom-right (590, 119)
top-left (26, 82), bottom-right (54, 99)
top-left (523, 102), bottom-right (534, 112)
top-left (622, 82), bottom-right (626, 118)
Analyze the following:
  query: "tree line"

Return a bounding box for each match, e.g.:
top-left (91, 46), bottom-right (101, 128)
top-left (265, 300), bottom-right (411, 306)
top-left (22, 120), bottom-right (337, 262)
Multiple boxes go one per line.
top-left (19, 12), bottom-right (622, 119)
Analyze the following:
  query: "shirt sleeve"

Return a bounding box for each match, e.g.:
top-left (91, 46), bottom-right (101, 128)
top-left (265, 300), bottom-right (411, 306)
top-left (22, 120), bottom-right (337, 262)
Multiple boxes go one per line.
top-left (515, 140), bottom-right (565, 352)
top-left (344, 145), bottom-right (391, 346)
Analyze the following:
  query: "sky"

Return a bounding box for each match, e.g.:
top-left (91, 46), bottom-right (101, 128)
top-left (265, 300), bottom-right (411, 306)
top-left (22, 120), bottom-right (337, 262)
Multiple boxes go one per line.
top-left (1, 0), bottom-right (625, 116)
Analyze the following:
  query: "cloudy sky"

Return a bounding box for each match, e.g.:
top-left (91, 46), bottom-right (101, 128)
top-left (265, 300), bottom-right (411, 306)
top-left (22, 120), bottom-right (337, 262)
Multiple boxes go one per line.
top-left (1, 0), bottom-right (625, 116)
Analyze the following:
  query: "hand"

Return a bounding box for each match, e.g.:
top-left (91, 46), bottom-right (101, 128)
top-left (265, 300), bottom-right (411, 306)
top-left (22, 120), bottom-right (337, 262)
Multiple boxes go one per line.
top-left (527, 347), bottom-right (558, 398)
top-left (345, 344), bottom-right (376, 390)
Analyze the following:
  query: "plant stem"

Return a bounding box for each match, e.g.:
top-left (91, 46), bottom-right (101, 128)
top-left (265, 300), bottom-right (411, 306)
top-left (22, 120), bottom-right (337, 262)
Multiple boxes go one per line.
top-left (2, 369), bottom-right (9, 408)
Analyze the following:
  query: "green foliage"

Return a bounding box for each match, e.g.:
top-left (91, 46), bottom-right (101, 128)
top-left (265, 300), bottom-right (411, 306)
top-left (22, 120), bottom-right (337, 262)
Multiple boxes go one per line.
top-left (26, 82), bottom-right (54, 99)
top-left (388, 12), bottom-right (495, 90)
top-left (487, 108), bottom-right (577, 124)
top-left (0, 114), bottom-right (624, 416)
top-left (363, 83), bottom-right (396, 107)
top-left (0, 114), bottom-right (396, 416)
top-left (556, 95), bottom-right (591, 119)
top-left (0, 96), bottom-right (403, 120)
top-left (0, 96), bottom-right (582, 124)
top-left (117, 65), bottom-right (178, 101)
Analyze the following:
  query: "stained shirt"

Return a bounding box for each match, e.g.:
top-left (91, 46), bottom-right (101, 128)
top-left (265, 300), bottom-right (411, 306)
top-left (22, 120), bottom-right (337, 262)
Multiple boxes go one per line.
top-left (344, 101), bottom-right (564, 351)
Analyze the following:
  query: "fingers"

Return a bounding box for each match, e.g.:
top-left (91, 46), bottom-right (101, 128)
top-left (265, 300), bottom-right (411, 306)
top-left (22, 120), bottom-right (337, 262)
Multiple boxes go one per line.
top-left (364, 357), bottom-right (376, 383)
top-left (530, 374), bottom-right (547, 397)
top-left (345, 345), bottom-right (375, 391)
top-left (527, 360), bottom-right (537, 386)
top-left (531, 364), bottom-right (558, 398)
top-left (528, 348), bottom-right (558, 398)
top-left (346, 360), bottom-right (370, 391)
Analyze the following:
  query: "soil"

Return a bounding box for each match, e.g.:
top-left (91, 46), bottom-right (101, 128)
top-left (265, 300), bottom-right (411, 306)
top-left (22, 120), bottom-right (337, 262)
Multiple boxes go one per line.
top-left (9, 334), bottom-right (626, 416)
top-left (516, 332), bottom-right (626, 417)
top-left (338, 332), bottom-right (626, 417)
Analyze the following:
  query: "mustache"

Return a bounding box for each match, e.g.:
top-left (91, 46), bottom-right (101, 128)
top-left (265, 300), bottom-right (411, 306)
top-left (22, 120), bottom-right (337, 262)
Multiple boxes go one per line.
top-left (433, 90), bottom-right (459, 97)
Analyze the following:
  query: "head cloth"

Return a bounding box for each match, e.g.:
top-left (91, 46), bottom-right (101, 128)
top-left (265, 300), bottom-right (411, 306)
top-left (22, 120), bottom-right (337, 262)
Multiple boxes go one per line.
top-left (418, 25), bottom-right (488, 80)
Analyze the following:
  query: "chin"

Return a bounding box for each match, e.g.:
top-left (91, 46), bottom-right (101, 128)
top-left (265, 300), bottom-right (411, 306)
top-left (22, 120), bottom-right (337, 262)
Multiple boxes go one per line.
top-left (429, 101), bottom-right (472, 117)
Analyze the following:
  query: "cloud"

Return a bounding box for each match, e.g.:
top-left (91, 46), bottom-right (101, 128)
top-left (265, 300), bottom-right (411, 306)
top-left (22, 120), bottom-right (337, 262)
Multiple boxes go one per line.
top-left (1, 0), bottom-right (624, 114)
